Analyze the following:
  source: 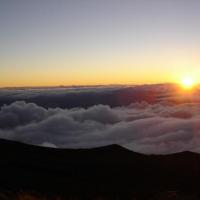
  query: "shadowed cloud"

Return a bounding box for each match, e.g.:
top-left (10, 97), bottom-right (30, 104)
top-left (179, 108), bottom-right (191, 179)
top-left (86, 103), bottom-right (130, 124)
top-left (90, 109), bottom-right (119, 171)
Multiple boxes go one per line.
top-left (1, 99), bottom-right (200, 154)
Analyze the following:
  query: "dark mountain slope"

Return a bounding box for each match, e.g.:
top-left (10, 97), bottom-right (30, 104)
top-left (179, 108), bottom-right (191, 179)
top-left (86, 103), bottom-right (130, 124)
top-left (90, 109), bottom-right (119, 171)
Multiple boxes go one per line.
top-left (0, 139), bottom-right (200, 199)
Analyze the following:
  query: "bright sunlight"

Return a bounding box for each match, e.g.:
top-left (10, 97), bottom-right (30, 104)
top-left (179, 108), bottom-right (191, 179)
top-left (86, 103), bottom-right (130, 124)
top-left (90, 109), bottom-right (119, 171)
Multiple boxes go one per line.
top-left (181, 77), bottom-right (196, 89)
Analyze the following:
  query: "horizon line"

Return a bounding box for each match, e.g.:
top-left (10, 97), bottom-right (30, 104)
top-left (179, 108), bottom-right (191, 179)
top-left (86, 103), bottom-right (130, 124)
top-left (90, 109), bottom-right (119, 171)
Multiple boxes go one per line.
top-left (0, 82), bottom-right (177, 90)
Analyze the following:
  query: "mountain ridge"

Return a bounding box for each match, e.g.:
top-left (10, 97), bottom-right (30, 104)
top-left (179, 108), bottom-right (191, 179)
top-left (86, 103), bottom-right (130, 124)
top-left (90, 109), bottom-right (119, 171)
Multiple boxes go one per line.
top-left (0, 138), bottom-right (200, 199)
top-left (0, 138), bottom-right (198, 156)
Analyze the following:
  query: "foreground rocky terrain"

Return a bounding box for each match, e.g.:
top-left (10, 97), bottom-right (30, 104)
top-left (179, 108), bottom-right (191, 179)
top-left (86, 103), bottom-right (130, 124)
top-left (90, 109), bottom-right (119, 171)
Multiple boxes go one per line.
top-left (0, 139), bottom-right (200, 199)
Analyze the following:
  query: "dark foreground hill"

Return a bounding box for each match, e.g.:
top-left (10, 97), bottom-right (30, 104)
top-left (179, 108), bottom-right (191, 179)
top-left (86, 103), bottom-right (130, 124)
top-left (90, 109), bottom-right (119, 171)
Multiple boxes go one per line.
top-left (0, 139), bottom-right (200, 199)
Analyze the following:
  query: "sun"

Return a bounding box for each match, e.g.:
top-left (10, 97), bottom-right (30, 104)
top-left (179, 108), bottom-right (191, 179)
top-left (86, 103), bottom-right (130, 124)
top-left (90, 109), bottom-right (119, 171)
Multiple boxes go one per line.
top-left (181, 77), bottom-right (195, 89)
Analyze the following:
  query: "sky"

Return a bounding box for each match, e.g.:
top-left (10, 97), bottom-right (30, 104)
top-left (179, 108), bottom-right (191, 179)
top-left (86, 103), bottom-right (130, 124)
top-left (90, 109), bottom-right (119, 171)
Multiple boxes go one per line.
top-left (1, 0), bottom-right (200, 87)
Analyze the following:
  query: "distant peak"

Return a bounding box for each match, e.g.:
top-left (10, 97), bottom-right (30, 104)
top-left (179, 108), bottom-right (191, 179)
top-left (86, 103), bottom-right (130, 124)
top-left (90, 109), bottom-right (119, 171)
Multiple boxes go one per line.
top-left (93, 144), bottom-right (131, 152)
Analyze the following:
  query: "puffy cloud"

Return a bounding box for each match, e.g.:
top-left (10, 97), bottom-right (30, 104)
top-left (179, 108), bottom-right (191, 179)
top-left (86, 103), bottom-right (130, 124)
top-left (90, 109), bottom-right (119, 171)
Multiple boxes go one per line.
top-left (1, 100), bottom-right (200, 154)
top-left (41, 142), bottom-right (57, 148)
top-left (0, 101), bottom-right (48, 129)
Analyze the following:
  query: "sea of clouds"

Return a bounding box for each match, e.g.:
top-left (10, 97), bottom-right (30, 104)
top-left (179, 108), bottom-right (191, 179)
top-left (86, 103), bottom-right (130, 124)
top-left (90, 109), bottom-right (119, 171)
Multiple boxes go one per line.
top-left (1, 84), bottom-right (200, 154)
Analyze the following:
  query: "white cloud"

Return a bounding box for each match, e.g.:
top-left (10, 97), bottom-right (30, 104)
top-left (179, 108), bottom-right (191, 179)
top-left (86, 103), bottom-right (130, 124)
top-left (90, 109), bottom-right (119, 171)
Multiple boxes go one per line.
top-left (1, 101), bottom-right (200, 154)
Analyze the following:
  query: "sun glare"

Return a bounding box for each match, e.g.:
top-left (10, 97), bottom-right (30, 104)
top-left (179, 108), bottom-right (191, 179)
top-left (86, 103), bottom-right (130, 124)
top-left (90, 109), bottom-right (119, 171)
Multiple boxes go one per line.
top-left (181, 77), bottom-right (195, 89)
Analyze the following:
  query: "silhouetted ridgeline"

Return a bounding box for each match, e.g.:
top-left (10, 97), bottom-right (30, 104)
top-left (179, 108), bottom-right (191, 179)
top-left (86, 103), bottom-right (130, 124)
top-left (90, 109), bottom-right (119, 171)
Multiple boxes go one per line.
top-left (0, 139), bottom-right (200, 199)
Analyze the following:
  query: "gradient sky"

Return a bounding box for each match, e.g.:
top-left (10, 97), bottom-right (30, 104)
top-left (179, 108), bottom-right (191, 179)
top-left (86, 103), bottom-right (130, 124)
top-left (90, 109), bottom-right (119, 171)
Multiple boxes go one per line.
top-left (1, 0), bottom-right (200, 87)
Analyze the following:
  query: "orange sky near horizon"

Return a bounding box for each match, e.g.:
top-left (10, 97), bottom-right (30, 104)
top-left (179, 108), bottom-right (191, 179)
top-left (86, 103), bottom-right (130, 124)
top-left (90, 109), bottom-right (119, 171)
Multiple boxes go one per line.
top-left (1, 51), bottom-right (200, 87)
top-left (1, 1), bottom-right (200, 87)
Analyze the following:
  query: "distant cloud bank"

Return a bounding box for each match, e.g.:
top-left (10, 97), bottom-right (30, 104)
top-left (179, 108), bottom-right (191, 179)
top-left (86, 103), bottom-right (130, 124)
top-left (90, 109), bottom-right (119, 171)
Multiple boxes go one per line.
top-left (0, 84), bottom-right (180, 109)
top-left (1, 94), bottom-right (200, 154)
top-left (1, 84), bottom-right (200, 154)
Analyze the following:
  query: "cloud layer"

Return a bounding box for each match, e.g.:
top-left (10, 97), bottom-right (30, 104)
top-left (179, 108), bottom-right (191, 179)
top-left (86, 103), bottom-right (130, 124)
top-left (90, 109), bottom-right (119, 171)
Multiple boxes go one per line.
top-left (0, 84), bottom-right (182, 109)
top-left (1, 100), bottom-right (200, 154)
